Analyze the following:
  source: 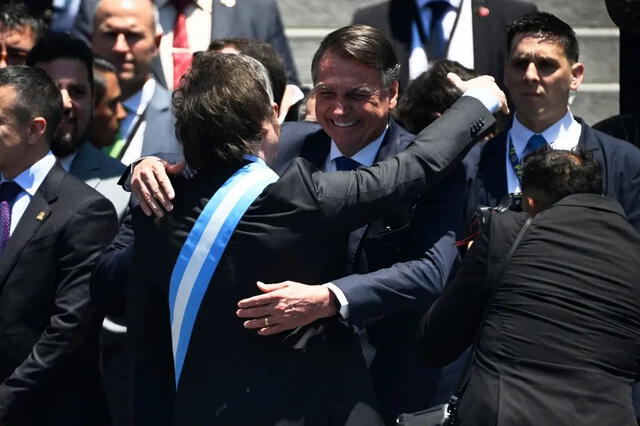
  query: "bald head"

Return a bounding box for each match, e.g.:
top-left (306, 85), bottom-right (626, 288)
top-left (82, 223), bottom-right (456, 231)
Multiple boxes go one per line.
top-left (92, 0), bottom-right (160, 98)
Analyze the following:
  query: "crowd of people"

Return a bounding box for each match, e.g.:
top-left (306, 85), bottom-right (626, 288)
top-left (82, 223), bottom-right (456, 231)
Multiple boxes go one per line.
top-left (0, 1), bottom-right (638, 426)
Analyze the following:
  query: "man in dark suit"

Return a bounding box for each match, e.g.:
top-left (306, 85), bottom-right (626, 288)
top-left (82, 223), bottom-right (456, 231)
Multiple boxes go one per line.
top-left (353, 0), bottom-right (536, 90)
top-left (464, 12), bottom-right (640, 230)
top-left (0, 66), bottom-right (118, 425)
top-left (90, 0), bottom-right (181, 166)
top-left (96, 51), bottom-right (504, 424)
top-left (233, 25), bottom-right (468, 423)
top-left (420, 148), bottom-right (640, 425)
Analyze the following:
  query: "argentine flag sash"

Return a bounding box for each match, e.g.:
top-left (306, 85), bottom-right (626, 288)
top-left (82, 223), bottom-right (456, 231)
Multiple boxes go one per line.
top-left (168, 155), bottom-right (278, 387)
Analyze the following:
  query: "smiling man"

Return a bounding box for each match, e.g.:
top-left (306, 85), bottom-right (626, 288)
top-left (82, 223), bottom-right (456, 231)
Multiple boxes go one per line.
top-left (465, 12), bottom-right (640, 230)
top-left (237, 24), bottom-right (474, 423)
top-left (26, 32), bottom-right (130, 221)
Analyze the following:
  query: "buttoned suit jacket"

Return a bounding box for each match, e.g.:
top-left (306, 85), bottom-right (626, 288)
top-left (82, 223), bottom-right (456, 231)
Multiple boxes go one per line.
top-left (0, 162), bottom-right (118, 425)
top-left (464, 120), bottom-right (640, 231)
top-left (71, 141), bottom-right (130, 221)
top-left (352, 0), bottom-right (537, 91)
top-left (93, 96), bottom-right (494, 426)
top-left (73, 0), bottom-right (299, 85)
top-left (273, 118), bottom-right (467, 421)
top-left (419, 194), bottom-right (640, 425)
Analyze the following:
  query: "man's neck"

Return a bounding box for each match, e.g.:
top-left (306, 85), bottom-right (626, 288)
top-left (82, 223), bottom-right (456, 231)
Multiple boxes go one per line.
top-left (121, 74), bottom-right (151, 101)
top-left (516, 110), bottom-right (567, 134)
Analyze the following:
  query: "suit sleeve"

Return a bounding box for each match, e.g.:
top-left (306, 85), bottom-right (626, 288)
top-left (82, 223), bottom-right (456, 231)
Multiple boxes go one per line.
top-left (331, 168), bottom-right (465, 327)
top-left (0, 197), bottom-right (118, 418)
top-left (417, 223), bottom-right (492, 366)
top-left (91, 211), bottom-right (135, 316)
top-left (273, 96), bottom-right (495, 233)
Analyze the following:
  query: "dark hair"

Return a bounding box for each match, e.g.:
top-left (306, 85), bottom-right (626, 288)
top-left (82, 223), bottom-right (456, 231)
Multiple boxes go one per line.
top-left (172, 52), bottom-right (275, 170)
top-left (93, 56), bottom-right (117, 104)
top-left (207, 37), bottom-right (287, 107)
top-left (0, 2), bottom-right (46, 41)
top-left (521, 147), bottom-right (602, 207)
top-left (507, 12), bottom-right (579, 62)
top-left (26, 32), bottom-right (94, 86)
top-left (0, 65), bottom-right (62, 141)
top-left (394, 60), bottom-right (479, 133)
top-left (311, 24), bottom-right (400, 87)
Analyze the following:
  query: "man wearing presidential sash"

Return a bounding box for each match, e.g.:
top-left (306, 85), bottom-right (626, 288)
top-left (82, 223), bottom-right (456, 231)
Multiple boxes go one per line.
top-left (102, 50), bottom-right (505, 425)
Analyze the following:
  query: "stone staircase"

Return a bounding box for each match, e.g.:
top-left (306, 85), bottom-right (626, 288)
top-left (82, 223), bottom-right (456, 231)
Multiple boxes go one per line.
top-left (279, 0), bottom-right (618, 125)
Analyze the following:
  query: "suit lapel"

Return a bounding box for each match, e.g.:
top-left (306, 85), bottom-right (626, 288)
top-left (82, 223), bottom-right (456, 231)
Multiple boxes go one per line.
top-left (347, 121), bottom-right (405, 272)
top-left (478, 132), bottom-right (508, 206)
top-left (299, 131), bottom-right (331, 169)
top-left (471, 0), bottom-right (490, 75)
top-left (576, 121), bottom-right (608, 193)
top-left (0, 164), bottom-right (63, 288)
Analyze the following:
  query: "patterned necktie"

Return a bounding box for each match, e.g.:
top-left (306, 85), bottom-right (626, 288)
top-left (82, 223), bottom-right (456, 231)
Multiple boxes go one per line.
top-left (0, 181), bottom-right (22, 253)
top-left (172, 0), bottom-right (192, 90)
top-left (335, 156), bottom-right (361, 171)
top-left (426, 1), bottom-right (450, 61)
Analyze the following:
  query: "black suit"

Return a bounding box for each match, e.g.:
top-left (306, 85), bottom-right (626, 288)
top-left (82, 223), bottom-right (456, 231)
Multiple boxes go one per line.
top-left (419, 194), bottom-right (640, 425)
top-left (274, 119), bottom-right (466, 422)
top-left (464, 120), bottom-right (640, 231)
top-left (93, 96), bottom-right (494, 425)
top-left (352, 0), bottom-right (537, 90)
top-left (0, 162), bottom-right (118, 425)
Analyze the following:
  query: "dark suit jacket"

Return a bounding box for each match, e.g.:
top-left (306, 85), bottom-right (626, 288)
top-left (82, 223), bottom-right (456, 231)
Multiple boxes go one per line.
top-left (352, 0), bottom-right (537, 90)
top-left (93, 96), bottom-right (494, 426)
top-left (464, 120), bottom-right (640, 231)
top-left (274, 119), bottom-right (466, 422)
top-left (73, 0), bottom-right (299, 85)
top-left (419, 194), bottom-right (640, 425)
top-left (0, 162), bottom-right (118, 425)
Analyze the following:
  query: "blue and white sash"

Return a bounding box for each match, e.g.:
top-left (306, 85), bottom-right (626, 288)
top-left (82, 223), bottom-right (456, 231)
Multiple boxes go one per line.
top-left (168, 155), bottom-right (278, 388)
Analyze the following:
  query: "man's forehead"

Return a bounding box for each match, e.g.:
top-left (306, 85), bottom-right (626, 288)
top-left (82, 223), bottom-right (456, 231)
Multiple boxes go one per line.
top-left (0, 25), bottom-right (35, 46)
top-left (96, 0), bottom-right (155, 32)
top-left (37, 59), bottom-right (91, 86)
top-left (510, 34), bottom-right (565, 55)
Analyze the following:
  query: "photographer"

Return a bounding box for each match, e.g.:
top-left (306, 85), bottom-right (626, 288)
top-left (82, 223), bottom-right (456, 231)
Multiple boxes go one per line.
top-left (419, 148), bottom-right (640, 426)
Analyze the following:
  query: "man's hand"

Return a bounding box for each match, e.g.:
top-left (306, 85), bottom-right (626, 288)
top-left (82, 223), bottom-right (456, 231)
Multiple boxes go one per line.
top-left (237, 281), bottom-right (338, 336)
top-left (131, 157), bottom-right (185, 217)
top-left (448, 72), bottom-right (510, 115)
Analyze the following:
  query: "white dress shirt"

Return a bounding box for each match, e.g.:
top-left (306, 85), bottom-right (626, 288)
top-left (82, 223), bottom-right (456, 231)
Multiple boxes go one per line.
top-left (409, 0), bottom-right (474, 81)
top-left (120, 78), bottom-right (156, 166)
top-left (157, 0), bottom-right (213, 91)
top-left (1, 152), bottom-right (56, 236)
top-left (506, 110), bottom-right (583, 193)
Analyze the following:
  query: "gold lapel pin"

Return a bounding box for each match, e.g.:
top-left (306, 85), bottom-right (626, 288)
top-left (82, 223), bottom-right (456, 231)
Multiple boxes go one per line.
top-left (36, 211), bottom-right (46, 221)
top-left (221, 0), bottom-right (236, 7)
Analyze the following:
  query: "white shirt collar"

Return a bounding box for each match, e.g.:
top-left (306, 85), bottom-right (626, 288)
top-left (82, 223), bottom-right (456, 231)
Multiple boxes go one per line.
top-left (156, 0), bottom-right (210, 11)
top-left (510, 109), bottom-right (581, 158)
top-left (3, 151), bottom-right (56, 196)
top-left (328, 125), bottom-right (389, 169)
top-left (123, 78), bottom-right (156, 116)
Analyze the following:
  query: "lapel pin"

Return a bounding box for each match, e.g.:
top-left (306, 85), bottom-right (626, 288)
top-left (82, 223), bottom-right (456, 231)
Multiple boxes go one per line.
top-left (478, 6), bottom-right (490, 17)
top-left (36, 211), bottom-right (46, 221)
top-left (221, 0), bottom-right (236, 7)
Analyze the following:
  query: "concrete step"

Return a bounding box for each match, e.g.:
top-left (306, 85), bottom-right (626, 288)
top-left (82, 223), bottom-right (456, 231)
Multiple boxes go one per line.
top-left (536, 0), bottom-right (615, 28)
top-left (571, 85), bottom-right (619, 126)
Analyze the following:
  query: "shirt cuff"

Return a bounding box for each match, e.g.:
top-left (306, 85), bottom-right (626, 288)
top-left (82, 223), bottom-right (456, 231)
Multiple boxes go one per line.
top-left (323, 283), bottom-right (350, 320)
top-left (463, 88), bottom-right (500, 113)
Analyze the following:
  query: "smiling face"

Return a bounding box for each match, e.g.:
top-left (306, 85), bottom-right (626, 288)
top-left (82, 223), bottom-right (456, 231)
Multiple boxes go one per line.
top-left (37, 58), bottom-right (93, 157)
top-left (504, 34), bottom-right (584, 133)
top-left (92, 0), bottom-right (159, 97)
top-left (313, 51), bottom-right (398, 157)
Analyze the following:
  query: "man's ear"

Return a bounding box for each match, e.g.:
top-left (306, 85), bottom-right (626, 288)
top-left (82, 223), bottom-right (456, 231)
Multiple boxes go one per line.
top-left (388, 80), bottom-right (399, 110)
top-left (523, 196), bottom-right (541, 215)
top-left (271, 101), bottom-right (279, 121)
top-left (570, 62), bottom-right (585, 91)
top-left (26, 117), bottom-right (47, 146)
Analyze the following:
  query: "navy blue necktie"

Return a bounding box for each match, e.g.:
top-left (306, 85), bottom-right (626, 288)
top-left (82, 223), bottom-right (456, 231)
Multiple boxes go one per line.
top-left (523, 134), bottom-right (548, 159)
top-left (426, 1), bottom-right (450, 61)
top-left (335, 156), bottom-right (360, 171)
